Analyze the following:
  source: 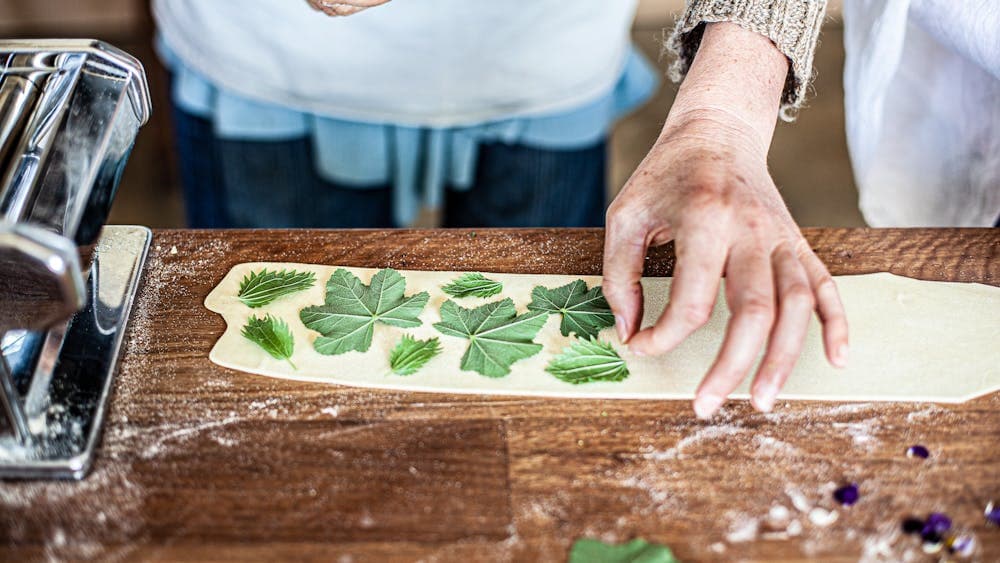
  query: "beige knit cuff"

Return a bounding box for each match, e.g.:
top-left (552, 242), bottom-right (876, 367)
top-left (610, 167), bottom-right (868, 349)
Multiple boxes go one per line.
top-left (665, 0), bottom-right (827, 119)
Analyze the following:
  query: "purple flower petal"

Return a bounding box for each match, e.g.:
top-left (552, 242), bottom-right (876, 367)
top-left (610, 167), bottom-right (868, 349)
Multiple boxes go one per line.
top-left (986, 501), bottom-right (999, 527)
top-left (833, 483), bottom-right (860, 506)
top-left (922, 512), bottom-right (952, 539)
top-left (906, 445), bottom-right (930, 459)
top-left (949, 533), bottom-right (975, 556)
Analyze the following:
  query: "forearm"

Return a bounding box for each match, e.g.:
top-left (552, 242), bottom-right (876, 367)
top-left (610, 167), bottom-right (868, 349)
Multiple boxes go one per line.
top-left (663, 22), bottom-right (788, 154)
top-left (666, 0), bottom-right (827, 119)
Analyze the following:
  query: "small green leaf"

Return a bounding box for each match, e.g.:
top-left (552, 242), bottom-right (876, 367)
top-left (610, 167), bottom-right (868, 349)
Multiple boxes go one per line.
top-left (568, 538), bottom-right (679, 563)
top-left (546, 337), bottom-right (629, 384)
top-left (300, 268), bottom-right (429, 355)
top-left (238, 268), bottom-right (316, 308)
top-left (441, 273), bottom-right (503, 298)
top-left (241, 314), bottom-right (297, 369)
top-left (389, 335), bottom-right (442, 375)
top-left (433, 298), bottom-right (547, 377)
top-left (528, 280), bottom-right (614, 340)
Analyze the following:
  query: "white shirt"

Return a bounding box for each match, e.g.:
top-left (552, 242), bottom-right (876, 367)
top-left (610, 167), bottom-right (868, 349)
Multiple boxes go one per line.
top-left (844, 0), bottom-right (1000, 226)
top-left (153, 0), bottom-right (639, 127)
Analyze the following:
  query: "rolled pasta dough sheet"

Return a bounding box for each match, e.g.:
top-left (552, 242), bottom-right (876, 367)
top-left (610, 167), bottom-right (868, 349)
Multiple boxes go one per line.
top-left (205, 264), bottom-right (1000, 403)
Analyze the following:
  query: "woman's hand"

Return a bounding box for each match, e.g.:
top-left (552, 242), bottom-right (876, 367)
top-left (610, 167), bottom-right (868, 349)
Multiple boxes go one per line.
top-left (306, 0), bottom-right (390, 17)
top-left (602, 23), bottom-right (848, 419)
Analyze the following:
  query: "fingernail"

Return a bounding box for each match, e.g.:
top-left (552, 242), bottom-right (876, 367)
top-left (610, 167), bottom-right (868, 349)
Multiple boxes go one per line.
top-left (835, 344), bottom-right (849, 367)
top-left (629, 345), bottom-right (646, 357)
top-left (694, 394), bottom-right (724, 420)
top-left (615, 315), bottom-right (628, 343)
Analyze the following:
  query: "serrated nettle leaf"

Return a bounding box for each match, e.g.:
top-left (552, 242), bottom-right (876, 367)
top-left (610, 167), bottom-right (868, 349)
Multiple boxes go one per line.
top-left (441, 272), bottom-right (503, 298)
top-left (300, 268), bottom-right (429, 355)
top-left (241, 314), bottom-right (297, 369)
top-left (546, 337), bottom-right (629, 384)
top-left (434, 298), bottom-right (547, 377)
top-left (527, 280), bottom-right (615, 339)
top-left (238, 268), bottom-right (316, 308)
top-left (389, 335), bottom-right (442, 376)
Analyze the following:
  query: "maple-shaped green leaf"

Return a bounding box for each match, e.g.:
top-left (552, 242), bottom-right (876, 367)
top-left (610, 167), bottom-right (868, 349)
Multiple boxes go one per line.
top-left (389, 335), bottom-right (442, 375)
top-left (241, 314), bottom-right (297, 369)
top-left (300, 268), bottom-right (429, 355)
top-left (441, 272), bottom-right (503, 298)
top-left (433, 298), bottom-right (547, 377)
top-left (546, 337), bottom-right (629, 384)
top-left (568, 538), bottom-right (678, 563)
top-left (527, 280), bottom-right (614, 339)
top-left (238, 268), bottom-right (316, 308)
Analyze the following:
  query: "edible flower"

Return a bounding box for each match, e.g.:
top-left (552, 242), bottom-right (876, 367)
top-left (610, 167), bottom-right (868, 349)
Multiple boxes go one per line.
top-left (833, 483), bottom-right (860, 506)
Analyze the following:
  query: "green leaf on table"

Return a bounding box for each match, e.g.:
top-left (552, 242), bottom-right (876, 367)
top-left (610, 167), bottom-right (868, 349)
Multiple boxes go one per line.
top-left (389, 335), bottom-right (442, 375)
top-left (433, 298), bottom-right (547, 377)
top-left (527, 280), bottom-right (614, 339)
top-left (238, 268), bottom-right (316, 308)
top-left (300, 268), bottom-right (429, 355)
top-left (241, 314), bottom-right (297, 369)
top-left (568, 538), bottom-right (679, 563)
top-left (441, 272), bottom-right (503, 298)
top-left (546, 337), bottom-right (629, 384)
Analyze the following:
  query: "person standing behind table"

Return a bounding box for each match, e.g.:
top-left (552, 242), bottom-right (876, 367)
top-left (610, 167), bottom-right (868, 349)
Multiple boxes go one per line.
top-left (157, 0), bottom-right (854, 420)
top-left (152, 0), bottom-right (661, 229)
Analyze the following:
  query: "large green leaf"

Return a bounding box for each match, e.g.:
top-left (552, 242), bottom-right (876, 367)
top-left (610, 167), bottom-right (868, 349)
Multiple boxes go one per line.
top-left (300, 268), bottom-right (429, 355)
top-left (527, 280), bottom-right (614, 339)
top-left (433, 298), bottom-right (547, 377)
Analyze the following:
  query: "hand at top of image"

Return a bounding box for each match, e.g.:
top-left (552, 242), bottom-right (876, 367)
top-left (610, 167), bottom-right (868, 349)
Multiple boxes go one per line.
top-left (306, 0), bottom-right (391, 17)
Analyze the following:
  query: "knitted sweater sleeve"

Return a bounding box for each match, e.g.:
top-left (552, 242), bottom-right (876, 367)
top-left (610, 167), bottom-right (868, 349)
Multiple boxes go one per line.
top-left (666, 0), bottom-right (827, 119)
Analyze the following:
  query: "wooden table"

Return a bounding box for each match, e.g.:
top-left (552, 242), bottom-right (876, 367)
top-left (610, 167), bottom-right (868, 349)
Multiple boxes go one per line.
top-left (2, 228), bottom-right (998, 562)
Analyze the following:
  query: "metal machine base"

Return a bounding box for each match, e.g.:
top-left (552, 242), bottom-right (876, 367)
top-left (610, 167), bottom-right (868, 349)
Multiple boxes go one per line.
top-left (0, 226), bottom-right (150, 479)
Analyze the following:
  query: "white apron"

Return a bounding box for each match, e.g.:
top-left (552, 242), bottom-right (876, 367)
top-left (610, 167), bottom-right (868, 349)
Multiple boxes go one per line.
top-left (843, 0), bottom-right (1000, 226)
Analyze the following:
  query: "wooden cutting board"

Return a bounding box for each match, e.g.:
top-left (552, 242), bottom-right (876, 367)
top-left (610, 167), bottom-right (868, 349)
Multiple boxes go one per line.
top-left (1, 228), bottom-right (997, 562)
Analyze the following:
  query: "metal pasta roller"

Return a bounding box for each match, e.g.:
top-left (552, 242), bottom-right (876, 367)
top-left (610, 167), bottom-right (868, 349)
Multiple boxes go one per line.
top-left (0, 40), bottom-right (152, 479)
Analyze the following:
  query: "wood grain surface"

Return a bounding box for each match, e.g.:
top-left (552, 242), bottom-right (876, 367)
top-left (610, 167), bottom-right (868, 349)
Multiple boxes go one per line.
top-left (2, 228), bottom-right (998, 562)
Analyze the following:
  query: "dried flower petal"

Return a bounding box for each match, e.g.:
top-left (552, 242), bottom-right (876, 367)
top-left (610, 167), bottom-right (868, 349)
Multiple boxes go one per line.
top-left (986, 501), bottom-right (999, 527)
top-left (948, 533), bottom-right (976, 557)
top-left (922, 540), bottom-right (943, 554)
top-left (922, 513), bottom-right (952, 539)
top-left (833, 483), bottom-right (860, 506)
top-left (906, 445), bottom-right (930, 459)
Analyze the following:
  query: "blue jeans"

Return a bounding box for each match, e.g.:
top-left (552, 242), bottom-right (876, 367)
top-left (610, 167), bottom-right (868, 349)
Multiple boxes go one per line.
top-left (170, 103), bottom-right (607, 228)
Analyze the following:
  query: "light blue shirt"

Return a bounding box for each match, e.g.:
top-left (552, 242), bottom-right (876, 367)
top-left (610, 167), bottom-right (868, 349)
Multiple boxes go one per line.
top-left (159, 39), bottom-right (659, 225)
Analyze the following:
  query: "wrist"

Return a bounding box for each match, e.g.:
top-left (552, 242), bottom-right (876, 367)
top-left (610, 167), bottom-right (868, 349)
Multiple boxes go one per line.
top-left (665, 22), bottom-right (788, 150)
top-left (658, 107), bottom-right (770, 163)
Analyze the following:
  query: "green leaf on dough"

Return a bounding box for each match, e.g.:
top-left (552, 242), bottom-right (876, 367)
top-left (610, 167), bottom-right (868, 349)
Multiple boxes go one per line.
top-left (300, 268), bottom-right (429, 355)
top-left (441, 272), bottom-right (504, 298)
top-left (389, 335), bottom-right (442, 376)
top-left (433, 298), bottom-right (547, 377)
top-left (237, 268), bottom-right (316, 308)
top-left (527, 280), bottom-right (614, 340)
top-left (241, 314), bottom-right (297, 369)
top-left (545, 337), bottom-right (629, 384)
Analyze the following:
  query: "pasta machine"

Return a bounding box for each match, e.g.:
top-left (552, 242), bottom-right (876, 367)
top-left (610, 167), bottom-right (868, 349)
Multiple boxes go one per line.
top-left (0, 40), bottom-right (151, 478)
